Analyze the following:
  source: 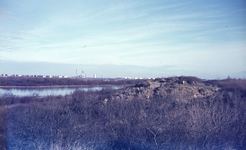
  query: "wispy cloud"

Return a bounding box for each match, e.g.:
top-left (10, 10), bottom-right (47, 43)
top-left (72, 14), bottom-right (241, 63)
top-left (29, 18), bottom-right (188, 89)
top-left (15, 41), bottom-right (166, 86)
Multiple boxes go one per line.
top-left (0, 0), bottom-right (245, 78)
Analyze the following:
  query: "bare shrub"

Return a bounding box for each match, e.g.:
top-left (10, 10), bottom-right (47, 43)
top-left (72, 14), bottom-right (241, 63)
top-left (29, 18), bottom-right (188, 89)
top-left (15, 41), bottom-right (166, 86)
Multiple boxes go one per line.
top-left (1, 77), bottom-right (246, 149)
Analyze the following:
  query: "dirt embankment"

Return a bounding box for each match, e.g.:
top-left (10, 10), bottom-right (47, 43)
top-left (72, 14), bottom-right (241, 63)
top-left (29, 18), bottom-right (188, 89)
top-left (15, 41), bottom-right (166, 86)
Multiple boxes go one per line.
top-left (113, 77), bottom-right (220, 101)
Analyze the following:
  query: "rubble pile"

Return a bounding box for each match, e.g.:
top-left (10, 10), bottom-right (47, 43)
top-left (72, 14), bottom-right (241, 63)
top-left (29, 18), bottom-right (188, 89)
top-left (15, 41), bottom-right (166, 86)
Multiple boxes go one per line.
top-left (113, 77), bottom-right (220, 102)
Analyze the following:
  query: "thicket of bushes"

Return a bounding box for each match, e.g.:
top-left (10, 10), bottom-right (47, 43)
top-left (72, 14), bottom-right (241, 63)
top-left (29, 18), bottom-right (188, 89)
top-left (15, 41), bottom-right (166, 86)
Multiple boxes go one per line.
top-left (205, 78), bottom-right (246, 97)
top-left (0, 77), bottom-right (245, 149)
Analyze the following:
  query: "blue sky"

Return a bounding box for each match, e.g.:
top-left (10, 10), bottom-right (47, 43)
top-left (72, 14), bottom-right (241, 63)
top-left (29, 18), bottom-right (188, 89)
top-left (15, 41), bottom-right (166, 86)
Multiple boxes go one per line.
top-left (0, 0), bottom-right (246, 79)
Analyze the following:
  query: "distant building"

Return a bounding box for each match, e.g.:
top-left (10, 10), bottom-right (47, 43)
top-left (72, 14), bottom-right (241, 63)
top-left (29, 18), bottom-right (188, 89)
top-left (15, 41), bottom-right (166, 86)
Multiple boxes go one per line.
top-left (37, 75), bottom-right (45, 78)
top-left (93, 74), bottom-right (96, 78)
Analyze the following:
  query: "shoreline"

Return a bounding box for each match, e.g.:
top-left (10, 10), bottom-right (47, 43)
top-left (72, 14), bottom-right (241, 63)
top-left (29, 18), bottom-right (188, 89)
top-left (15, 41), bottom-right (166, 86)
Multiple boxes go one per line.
top-left (0, 85), bottom-right (127, 89)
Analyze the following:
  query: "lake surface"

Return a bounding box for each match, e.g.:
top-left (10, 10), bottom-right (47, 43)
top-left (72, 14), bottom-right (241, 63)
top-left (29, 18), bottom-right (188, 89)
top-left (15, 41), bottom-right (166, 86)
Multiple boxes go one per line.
top-left (0, 86), bottom-right (121, 97)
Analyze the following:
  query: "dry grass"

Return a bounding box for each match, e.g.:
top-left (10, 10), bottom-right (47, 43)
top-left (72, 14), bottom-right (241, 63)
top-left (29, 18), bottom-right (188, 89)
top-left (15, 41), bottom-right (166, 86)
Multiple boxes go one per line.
top-left (0, 77), bottom-right (245, 149)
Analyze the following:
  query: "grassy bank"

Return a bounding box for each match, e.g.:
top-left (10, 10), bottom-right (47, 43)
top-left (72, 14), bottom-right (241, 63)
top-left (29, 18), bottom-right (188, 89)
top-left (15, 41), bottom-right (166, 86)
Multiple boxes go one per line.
top-left (0, 84), bottom-right (125, 89)
top-left (0, 76), bottom-right (139, 87)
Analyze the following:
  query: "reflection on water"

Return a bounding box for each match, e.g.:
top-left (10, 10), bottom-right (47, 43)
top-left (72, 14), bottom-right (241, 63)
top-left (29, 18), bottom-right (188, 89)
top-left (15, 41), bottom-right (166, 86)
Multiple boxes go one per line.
top-left (0, 86), bottom-right (121, 97)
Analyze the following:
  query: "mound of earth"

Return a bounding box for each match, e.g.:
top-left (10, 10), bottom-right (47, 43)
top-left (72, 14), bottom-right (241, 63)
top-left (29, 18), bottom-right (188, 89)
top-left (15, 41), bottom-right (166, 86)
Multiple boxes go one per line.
top-left (113, 76), bottom-right (220, 102)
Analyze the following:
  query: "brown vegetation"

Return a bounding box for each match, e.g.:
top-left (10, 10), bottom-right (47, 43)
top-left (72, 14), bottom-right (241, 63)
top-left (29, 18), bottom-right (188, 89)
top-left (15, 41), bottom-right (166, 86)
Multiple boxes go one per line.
top-left (0, 76), bottom-right (245, 149)
top-left (0, 76), bottom-right (138, 87)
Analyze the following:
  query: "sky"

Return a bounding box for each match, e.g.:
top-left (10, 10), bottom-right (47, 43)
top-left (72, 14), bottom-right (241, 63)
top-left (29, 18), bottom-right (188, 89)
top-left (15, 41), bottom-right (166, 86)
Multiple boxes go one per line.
top-left (0, 0), bottom-right (246, 79)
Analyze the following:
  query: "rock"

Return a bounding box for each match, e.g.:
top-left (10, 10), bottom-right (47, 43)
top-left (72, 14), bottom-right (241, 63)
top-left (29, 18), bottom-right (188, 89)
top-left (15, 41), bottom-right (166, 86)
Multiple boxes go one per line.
top-left (103, 98), bottom-right (108, 104)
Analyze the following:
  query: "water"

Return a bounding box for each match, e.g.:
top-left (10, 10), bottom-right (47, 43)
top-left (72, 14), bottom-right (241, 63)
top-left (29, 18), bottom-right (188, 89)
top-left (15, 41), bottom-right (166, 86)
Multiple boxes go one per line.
top-left (0, 86), bottom-right (121, 97)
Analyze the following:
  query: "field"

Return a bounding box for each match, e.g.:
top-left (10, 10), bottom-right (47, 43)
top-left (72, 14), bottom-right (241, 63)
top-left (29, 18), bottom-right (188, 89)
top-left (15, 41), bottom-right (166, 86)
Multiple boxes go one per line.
top-left (0, 76), bottom-right (246, 149)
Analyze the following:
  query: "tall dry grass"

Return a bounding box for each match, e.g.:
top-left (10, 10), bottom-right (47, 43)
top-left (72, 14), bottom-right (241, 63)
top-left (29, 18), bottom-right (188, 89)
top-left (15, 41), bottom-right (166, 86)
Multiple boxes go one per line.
top-left (0, 78), bottom-right (245, 149)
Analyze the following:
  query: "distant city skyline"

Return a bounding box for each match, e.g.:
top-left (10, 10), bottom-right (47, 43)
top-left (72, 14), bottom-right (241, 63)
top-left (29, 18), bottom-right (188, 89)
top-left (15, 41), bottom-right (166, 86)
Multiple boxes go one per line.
top-left (1, 60), bottom-right (245, 79)
top-left (0, 0), bottom-right (245, 79)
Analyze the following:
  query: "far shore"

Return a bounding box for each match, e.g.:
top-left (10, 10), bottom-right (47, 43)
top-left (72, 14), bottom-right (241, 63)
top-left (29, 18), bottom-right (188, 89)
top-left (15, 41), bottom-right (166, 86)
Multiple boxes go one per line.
top-left (0, 84), bottom-right (127, 89)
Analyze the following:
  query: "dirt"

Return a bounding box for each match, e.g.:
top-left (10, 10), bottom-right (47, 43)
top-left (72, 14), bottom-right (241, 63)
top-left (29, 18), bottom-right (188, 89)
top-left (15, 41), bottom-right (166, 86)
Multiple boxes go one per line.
top-left (112, 77), bottom-right (220, 102)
